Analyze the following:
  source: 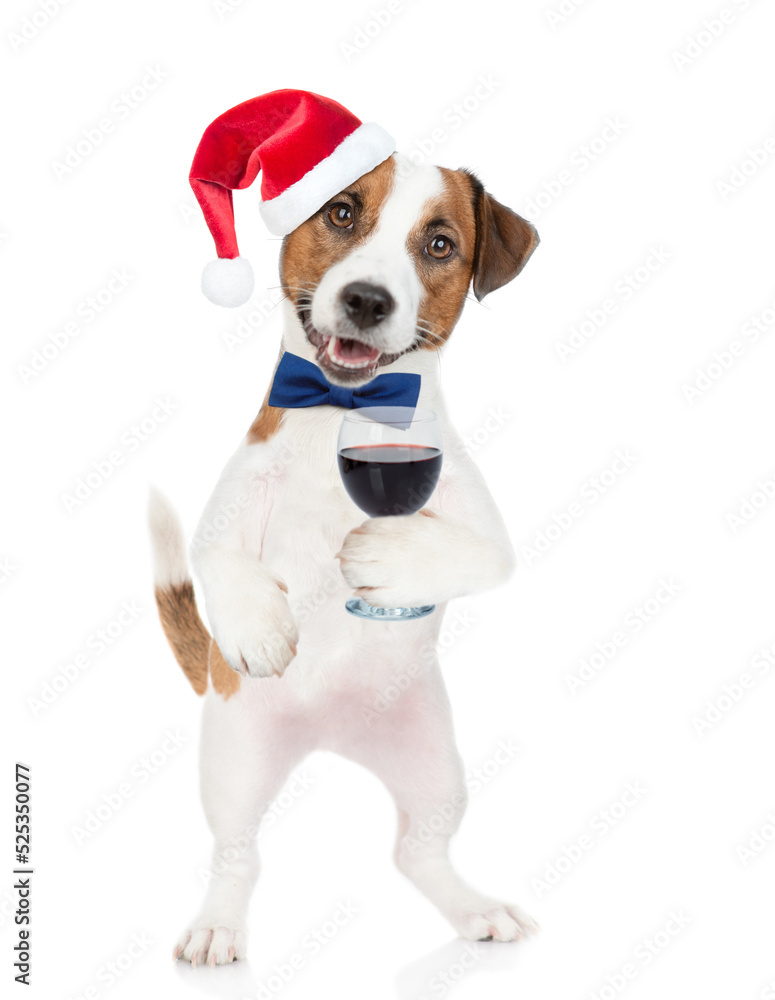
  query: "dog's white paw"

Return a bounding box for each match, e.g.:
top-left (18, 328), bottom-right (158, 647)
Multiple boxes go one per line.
top-left (206, 562), bottom-right (299, 678)
top-left (448, 898), bottom-right (539, 942)
top-left (173, 924), bottom-right (246, 966)
top-left (337, 512), bottom-right (451, 607)
top-left (338, 512), bottom-right (507, 606)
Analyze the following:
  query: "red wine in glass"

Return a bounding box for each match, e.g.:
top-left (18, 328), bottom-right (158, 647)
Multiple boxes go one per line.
top-left (337, 443), bottom-right (443, 517)
top-left (337, 406), bottom-right (442, 620)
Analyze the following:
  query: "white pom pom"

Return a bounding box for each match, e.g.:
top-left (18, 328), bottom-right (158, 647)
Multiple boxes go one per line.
top-left (201, 256), bottom-right (254, 308)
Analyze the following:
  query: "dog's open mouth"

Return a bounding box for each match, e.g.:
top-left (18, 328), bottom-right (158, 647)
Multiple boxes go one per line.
top-left (299, 306), bottom-right (383, 382)
top-left (326, 336), bottom-right (381, 370)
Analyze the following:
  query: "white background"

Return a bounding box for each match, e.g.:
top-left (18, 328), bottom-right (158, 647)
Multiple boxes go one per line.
top-left (3, 0), bottom-right (775, 998)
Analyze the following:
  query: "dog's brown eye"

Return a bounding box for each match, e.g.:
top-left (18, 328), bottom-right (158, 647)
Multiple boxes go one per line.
top-left (426, 235), bottom-right (453, 259)
top-left (328, 203), bottom-right (353, 228)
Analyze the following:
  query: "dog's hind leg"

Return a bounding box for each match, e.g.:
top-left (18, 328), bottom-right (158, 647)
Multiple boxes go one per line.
top-left (174, 688), bottom-right (309, 966)
top-left (349, 665), bottom-right (538, 943)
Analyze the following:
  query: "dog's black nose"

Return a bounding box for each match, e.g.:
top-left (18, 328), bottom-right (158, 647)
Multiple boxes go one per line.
top-left (341, 282), bottom-right (395, 329)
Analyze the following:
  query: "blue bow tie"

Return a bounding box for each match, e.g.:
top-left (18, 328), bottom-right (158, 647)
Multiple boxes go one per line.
top-left (268, 352), bottom-right (421, 410)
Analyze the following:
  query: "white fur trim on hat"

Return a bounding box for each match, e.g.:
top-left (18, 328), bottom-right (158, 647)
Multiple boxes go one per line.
top-left (201, 255), bottom-right (255, 308)
top-left (258, 122), bottom-right (396, 237)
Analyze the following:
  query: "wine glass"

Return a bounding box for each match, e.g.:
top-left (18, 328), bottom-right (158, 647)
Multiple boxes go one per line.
top-left (337, 406), bottom-right (443, 621)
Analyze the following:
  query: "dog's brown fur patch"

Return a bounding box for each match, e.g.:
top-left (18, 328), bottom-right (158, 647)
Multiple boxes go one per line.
top-left (248, 388), bottom-right (285, 444)
top-left (247, 352), bottom-right (286, 444)
top-left (280, 156), bottom-right (396, 309)
top-left (154, 582), bottom-right (210, 695)
top-left (209, 639), bottom-right (242, 699)
top-left (408, 168), bottom-right (478, 350)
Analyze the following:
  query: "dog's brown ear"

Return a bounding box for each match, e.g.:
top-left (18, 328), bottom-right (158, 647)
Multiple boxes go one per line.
top-left (468, 172), bottom-right (539, 301)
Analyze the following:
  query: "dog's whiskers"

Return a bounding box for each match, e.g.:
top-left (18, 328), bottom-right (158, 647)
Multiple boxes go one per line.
top-left (413, 317), bottom-right (449, 349)
top-left (412, 328), bottom-right (444, 351)
top-left (270, 283), bottom-right (320, 306)
top-left (271, 283), bottom-right (320, 293)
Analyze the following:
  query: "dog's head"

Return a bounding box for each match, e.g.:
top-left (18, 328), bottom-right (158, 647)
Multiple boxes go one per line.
top-left (279, 154), bottom-right (539, 387)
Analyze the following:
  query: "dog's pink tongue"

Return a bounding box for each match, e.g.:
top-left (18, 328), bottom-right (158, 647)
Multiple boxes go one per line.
top-left (334, 337), bottom-right (380, 364)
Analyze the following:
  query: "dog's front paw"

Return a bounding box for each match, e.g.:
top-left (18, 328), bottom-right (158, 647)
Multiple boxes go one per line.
top-left (453, 900), bottom-right (539, 942)
top-left (337, 512), bottom-right (448, 607)
top-left (174, 924), bottom-right (246, 966)
top-left (206, 565), bottom-right (298, 678)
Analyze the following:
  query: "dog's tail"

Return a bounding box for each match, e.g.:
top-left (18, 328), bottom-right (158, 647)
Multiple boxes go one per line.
top-left (147, 487), bottom-right (210, 696)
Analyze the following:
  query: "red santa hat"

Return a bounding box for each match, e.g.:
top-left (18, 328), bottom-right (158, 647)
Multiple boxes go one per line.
top-left (189, 89), bottom-right (396, 307)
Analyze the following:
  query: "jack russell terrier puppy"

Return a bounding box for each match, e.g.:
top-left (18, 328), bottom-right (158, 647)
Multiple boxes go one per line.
top-left (148, 91), bottom-right (539, 966)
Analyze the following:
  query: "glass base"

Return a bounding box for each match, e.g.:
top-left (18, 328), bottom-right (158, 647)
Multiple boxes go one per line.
top-left (345, 597), bottom-right (435, 621)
